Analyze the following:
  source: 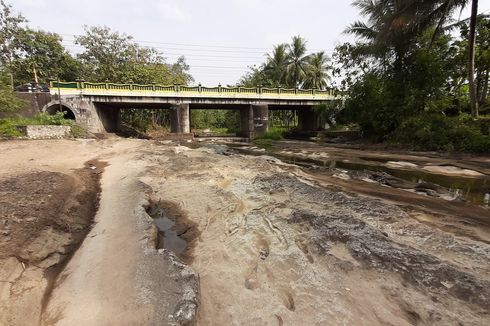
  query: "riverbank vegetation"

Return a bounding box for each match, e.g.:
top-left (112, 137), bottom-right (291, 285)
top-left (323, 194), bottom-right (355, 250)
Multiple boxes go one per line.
top-left (237, 1), bottom-right (489, 153)
top-left (335, 0), bottom-right (490, 153)
top-left (0, 112), bottom-right (84, 138)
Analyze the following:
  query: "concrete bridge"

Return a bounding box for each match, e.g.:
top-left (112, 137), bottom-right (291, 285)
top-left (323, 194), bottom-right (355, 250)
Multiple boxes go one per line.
top-left (44, 81), bottom-right (336, 137)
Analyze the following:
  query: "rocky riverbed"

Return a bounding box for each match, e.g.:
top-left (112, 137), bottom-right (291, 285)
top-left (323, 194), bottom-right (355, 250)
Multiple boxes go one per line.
top-left (0, 138), bottom-right (488, 325)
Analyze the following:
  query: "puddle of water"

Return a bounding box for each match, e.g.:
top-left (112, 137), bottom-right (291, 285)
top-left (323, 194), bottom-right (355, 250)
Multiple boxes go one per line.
top-left (146, 206), bottom-right (187, 254)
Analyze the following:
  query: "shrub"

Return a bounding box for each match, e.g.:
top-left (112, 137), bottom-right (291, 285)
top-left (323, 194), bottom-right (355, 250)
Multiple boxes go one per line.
top-left (0, 112), bottom-right (88, 138)
top-left (391, 113), bottom-right (490, 153)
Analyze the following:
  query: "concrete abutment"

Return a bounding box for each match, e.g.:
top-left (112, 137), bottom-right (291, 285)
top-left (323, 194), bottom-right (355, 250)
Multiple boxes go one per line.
top-left (95, 104), bottom-right (121, 133)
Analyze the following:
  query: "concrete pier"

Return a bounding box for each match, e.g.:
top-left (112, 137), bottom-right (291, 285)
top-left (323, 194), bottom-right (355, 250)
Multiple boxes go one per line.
top-left (298, 107), bottom-right (319, 131)
top-left (170, 104), bottom-right (190, 134)
top-left (239, 105), bottom-right (254, 138)
top-left (252, 105), bottom-right (269, 135)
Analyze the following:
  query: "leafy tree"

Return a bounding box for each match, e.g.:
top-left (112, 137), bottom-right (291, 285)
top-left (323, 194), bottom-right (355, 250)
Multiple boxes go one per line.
top-left (348, 0), bottom-right (480, 118)
top-left (75, 26), bottom-right (192, 85)
top-left (0, 71), bottom-right (24, 112)
top-left (459, 16), bottom-right (490, 111)
top-left (0, 0), bottom-right (27, 67)
top-left (10, 29), bottom-right (81, 84)
top-left (238, 65), bottom-right (268, 87)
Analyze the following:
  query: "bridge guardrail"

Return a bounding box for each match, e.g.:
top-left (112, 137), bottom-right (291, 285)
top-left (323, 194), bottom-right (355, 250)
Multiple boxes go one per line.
top-left (50, 81), bottom-right (335, 99)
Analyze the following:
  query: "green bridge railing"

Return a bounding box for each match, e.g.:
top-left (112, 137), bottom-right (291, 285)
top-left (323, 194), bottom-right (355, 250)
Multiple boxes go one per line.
top-left (50, 81), bottom-right (335, 97)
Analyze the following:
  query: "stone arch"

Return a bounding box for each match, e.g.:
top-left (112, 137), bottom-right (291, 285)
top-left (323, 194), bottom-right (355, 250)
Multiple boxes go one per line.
top-left (42, 101), bottom-right (77, 121)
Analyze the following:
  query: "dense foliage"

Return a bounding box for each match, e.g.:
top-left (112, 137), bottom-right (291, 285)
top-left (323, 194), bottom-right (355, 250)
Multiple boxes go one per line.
top-left (331, 0), bottom-right (490, 152)
top-left (0, 72), bottom-right (24, 112)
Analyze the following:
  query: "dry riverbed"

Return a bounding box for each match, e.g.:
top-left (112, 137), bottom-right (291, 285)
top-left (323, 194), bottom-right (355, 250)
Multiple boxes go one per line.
top-left (0, 138), bottom-right (489, 325)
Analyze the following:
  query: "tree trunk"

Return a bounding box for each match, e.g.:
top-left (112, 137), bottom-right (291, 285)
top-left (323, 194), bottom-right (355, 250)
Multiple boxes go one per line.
top-left (479, 67), bottom-right (489, 107)
top-left (468, 0), bottom-right (479, 119)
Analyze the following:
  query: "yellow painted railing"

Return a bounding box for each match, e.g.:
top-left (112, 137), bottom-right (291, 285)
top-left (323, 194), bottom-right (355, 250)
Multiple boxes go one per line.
top-left (50, 81), bottom-right (335, 98)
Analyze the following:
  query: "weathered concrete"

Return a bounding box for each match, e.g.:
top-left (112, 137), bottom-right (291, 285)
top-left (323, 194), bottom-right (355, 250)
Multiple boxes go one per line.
top-left (95, 104), bottom-right (121, 133)
top-left (239, 106), bottom-right (254, 138)
top-left (41, 97), bottom-right (105, 133)
top-left (41, 93), bottom-right (324, 135)
top-left (252, 105), bottom-right (268, 135)
top-left (170, 104), bottom-right (190, 134)
top-left (16, 125), bottom-right (71, 139)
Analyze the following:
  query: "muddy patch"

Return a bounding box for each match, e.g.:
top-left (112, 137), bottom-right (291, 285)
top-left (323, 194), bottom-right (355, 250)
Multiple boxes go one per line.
top-left (146, 200), bottom-right (199, 263)
top-left (0, 160), bottom-right (106, 326)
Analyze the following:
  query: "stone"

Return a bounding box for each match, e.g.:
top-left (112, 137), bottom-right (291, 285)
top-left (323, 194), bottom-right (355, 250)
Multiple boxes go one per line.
top-left (16, 125), bottom-right (71, 139)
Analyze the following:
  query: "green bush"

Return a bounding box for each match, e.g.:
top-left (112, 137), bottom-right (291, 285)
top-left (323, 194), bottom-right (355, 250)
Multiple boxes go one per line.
top-left (391, 114), bottom-right (490, 153)
top-left (252, 138), bottom-right (274, 149)
top-left (253, 127), bottom-right (287, 141)
top-left (0, 112), bottom-right (87, 138)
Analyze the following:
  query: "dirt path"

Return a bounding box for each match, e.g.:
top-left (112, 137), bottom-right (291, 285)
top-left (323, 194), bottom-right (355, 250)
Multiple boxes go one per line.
top-left (1, 138), bottom-right (489, 325)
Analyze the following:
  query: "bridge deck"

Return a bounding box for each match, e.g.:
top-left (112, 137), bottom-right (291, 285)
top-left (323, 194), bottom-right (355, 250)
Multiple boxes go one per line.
top-left (51, 81), bottom-right (335, 102)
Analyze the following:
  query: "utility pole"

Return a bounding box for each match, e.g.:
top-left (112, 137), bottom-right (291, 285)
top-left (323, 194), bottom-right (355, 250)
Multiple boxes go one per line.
top-left (9, 72), bottom-right (14, 90)
top-left (57, 78), bottom-right (62, 113)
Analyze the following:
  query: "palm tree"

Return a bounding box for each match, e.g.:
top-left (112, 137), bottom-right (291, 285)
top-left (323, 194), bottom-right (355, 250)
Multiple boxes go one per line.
top-left (303, 52), bottom-right (330, 90)
top-left (346, 1), bottom-right (413, 76)
top-left (264, 43), bottom-right (288, 87)
top-left (348, 0), bottom-right (480, 118)
top-left (467, 0), bottom-right (479, 118)
top-left (286, 36), bottom-right (310, 88)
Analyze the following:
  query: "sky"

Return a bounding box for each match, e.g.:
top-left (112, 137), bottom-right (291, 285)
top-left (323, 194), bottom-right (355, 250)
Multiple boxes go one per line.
top-left (11, 0), bottom-right (490, 86)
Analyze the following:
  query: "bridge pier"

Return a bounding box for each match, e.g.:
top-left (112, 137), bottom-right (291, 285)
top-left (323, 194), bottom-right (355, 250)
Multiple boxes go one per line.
top-left (298, 107), bottom-right (320, 131)
top-left (252, 105), bottom-right (268, 135)
top-left (238, 105), bottom-right (269, 138)
top-left (170, 104), bottom-right (190, 134)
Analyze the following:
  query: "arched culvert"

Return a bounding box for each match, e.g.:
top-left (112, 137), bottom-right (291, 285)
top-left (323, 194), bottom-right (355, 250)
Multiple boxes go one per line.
top-left (45, 104), bottom-right (76, 120)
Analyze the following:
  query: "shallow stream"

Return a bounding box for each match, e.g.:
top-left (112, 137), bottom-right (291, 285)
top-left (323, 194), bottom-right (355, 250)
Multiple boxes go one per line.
top-left (222, 142), bottom-right (490, 208)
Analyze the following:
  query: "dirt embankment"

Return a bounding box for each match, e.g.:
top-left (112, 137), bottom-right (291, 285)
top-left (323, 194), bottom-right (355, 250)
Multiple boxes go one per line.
top-left (0, 160), bottom-right (105, 326)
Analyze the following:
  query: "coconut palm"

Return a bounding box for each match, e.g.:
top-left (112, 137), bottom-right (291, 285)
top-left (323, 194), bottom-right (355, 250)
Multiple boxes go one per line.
top-left (286, 36), bottom-right (310, 88)
top-left (303, 52), bottom-right (330, 90)
top-left (347, 0), bottom-right (479, 117)
top-left (264, 43), bottom-right (288, 87)
top-left (383, 0), bottom-right (478, 118)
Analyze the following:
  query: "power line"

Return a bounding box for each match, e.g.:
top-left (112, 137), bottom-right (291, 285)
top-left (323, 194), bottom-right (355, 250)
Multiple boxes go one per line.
top-left (61, 42), bottom-right (266, 54)
top-left (191, 65), bottom-right (249, 69)
top-left (59, 34), bottom-right (335, 53)
top-left (61, 43), bottom-right (264, 61)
